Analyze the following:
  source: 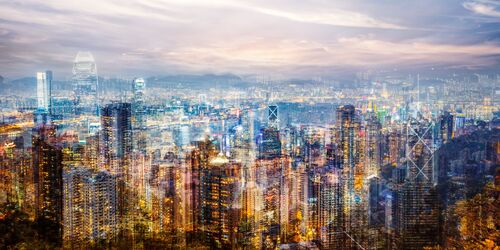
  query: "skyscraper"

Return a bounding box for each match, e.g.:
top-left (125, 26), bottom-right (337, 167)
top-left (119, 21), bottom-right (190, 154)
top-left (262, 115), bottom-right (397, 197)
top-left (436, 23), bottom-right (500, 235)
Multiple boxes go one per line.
top-left (335, 104), bottom-right (368, 249)
top-left (439, 111), bottom-right (454, 145)
top-left (36, 70), bottom-right (52, 112)
top-left (268, 105), bottom-right (279, 129)
top-left (259, 105), bottom-right (281, 159)
top-left (200, 153), bottom-right (241, 248)
top-left (34, 71), bottom-right (53, 126)
top-left (132, 78), bottom-right (147, 153)
top-left (32, 125), bottom-right (63, 243)
top-left (393, 118), bottom-right (440, 249)
top-left (132, 77), bottom-right (146, 128)
top-left (101, 103), bottom-right (132, 172)
top-left (73, 52), bottom-right (98, 115)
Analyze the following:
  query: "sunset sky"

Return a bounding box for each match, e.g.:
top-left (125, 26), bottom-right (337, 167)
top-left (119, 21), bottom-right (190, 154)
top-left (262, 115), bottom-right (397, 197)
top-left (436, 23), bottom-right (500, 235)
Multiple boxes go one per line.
top-left (1, 0), bottom-right (500, 78)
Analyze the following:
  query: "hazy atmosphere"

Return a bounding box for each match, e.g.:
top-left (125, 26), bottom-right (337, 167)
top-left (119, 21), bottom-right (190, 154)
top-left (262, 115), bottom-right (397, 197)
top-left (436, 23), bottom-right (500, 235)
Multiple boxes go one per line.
top-left (1, 0), bottom-right (500, 78)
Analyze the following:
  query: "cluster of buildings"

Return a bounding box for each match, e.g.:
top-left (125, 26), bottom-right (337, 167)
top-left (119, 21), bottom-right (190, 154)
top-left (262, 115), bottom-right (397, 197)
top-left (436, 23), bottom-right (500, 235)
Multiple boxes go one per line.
top-left (0, 52), bottom-right (498, 249)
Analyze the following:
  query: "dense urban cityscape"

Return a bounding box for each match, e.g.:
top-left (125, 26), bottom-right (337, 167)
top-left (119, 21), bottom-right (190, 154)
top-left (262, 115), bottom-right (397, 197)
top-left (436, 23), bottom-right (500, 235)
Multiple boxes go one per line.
top-left (1, 0), bottom-right (499, 249)
top-left (0, 51), bottom-right (498, 249)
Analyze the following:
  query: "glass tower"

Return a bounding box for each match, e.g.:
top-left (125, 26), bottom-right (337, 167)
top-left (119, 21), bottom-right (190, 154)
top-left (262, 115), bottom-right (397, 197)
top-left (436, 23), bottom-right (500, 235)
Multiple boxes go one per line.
top-left (36, 70), bottom-right (52, 111)
top-left (73, 51), bottom-right (98, 115)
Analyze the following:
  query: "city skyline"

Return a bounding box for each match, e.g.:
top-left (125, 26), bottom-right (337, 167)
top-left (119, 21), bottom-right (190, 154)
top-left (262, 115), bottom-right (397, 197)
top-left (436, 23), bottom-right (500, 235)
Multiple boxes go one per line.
top-left (1, 0), bottom-right (500, 78)
top-left (0, 1), bottom-right (498, 250)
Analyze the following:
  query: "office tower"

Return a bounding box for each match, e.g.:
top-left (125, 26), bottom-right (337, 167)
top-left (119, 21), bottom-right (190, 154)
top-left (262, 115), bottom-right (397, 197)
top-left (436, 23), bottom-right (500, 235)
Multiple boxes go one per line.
top-left (318, 169), bottom-right (345, 249)
top-left (367, 176), bottom-right (387, 249)
top-left (336, 105), bottom-right (359, 173)
top-left (188, 139), bottom-right (218, 236)
top-left (101, 103), bottom-right (132, 172)
top-left (335, 104), bottom-right (367, 249)
top-left (387, 129), bottom-right (402, 167)
top-left (73, 51), bottom-right (98, 115)
top-left (268, 105), bottom-right (279, 129)
top-left (200, 153), bottom-right (241, 248)
top-left (256, 157), bottom-right (283, 248)
top-left (259, 128), bottom-right (281, 159)
top-left (259, 105), bottom-right (281, 159)
top-left (439, 111), bottom-right (454, 145)
top-left (32, 125), bottom-right (63, 242)
top-left (36, 70), bottom-right (52, 111)
top-left (34, 71), bottom-right (53, 126)
top-left (394, 118), bottom-right (440, 249)
top-left (132, 77), bottom-right (146, 129)
top-left (132, 78), bottom-right (147, 153)
top-left (365, 115), bottom-right (382, 177)
top-left (100, 102), bottom-right (128, 232)
top-left (405, 119), bottom-right (436, 183)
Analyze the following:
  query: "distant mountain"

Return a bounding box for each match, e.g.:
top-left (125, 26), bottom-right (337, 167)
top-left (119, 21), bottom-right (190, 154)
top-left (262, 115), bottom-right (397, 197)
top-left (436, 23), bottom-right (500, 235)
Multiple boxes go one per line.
top-left (146, 74), bottom-right (246, 89)
top-left (1, 77), bottom-right (36, 96)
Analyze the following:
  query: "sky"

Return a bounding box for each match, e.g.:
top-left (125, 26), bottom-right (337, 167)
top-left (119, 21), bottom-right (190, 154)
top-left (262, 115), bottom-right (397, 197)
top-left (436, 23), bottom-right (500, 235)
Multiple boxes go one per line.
top-left (1, 0), bottom-right (500, 78)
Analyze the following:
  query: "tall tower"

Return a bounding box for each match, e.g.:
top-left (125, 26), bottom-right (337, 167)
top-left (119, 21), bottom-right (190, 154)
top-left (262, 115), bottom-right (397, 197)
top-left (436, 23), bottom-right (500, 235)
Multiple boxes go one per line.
top-left (73, 51), bottom-right (98, 115)
top-left (132, 78), bottom-right (147, 153)
top-left (132, 77), bottom-right (146, 129)
top-left (393, 117), bottom-right (440, 249)
top-left (36, 70), bottom-right (52, 111)
top-left (101, 103), bottom-right (132, 172)
top-left (32, 125), bottom-right (63, 243)
top-left (200, 154), bottom-right (241, 248)
top-left (439, 111), bottom-right (454, 145)
top-left (35, 70), bottom-right (53, 125)
top-left (335, 104), bottom-right (367, 249)
top-left (336, 105), bottom-right (358, 173)
top-left (405, 118), bottom-right (436, 183)
top-left (259, 105), bottom-right (281, 159)
top-left (268, 105), bottom-right (279, 129)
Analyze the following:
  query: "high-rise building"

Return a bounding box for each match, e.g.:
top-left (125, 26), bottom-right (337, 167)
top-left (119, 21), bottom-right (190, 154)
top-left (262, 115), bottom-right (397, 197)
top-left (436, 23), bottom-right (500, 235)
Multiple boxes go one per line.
top-left (259, 105), bottom-right (281, 159)
top-left (365, 115), bottom-right (382, 177)
top-left (268, 105), bottom-right (279, 129)
top-left (132, 77), bottom-right (146, 129)
top-left (34, 71), bottom-right (53, 126)
top-left (82, 171), bottom-right (119, 241)
top-left (259, 128), bottom-right (281, 159)
top-left (318, 169), bottom-right (346, 248)
top-left (439, 111), bottom-right (454, 145)
top-left (32, 125), bottom-right (63, 242)
top-left (101, 103), bottom-right (132, 172)
top-left (73, 52), bottom-right (98, 115)
top-left (200, 153), bottom-right (241, 248)
top-left (393, 118), bottom-right (440, 249)
top-left (132, 78), bottom-right (147, 153)
top-left (63, 167), bottom-right (118, 244)
top-left (387, 129), bottom-right (402, 167)
top-left (36, 70), bottom-right (52, 111)
top-left (63, 167), bottom-right (91, 245)
top-left (336, 105), bottom-right (359, 174)
top-left (335, 105), bottom-right (368, 249)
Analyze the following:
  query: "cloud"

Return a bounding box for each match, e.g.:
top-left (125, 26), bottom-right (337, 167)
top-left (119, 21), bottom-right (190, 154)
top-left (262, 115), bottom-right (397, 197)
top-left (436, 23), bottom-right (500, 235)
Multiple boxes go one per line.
top-left (125, 38), bottom-right (500, 76)
top-left (463, 1), bottom-right (500, 18)
top-left (250, 7), bottom-right (405, 29)
top-left (0, 0), bottom-right (499, 78)
top-left (147, 0), bottom-right (404, 29)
